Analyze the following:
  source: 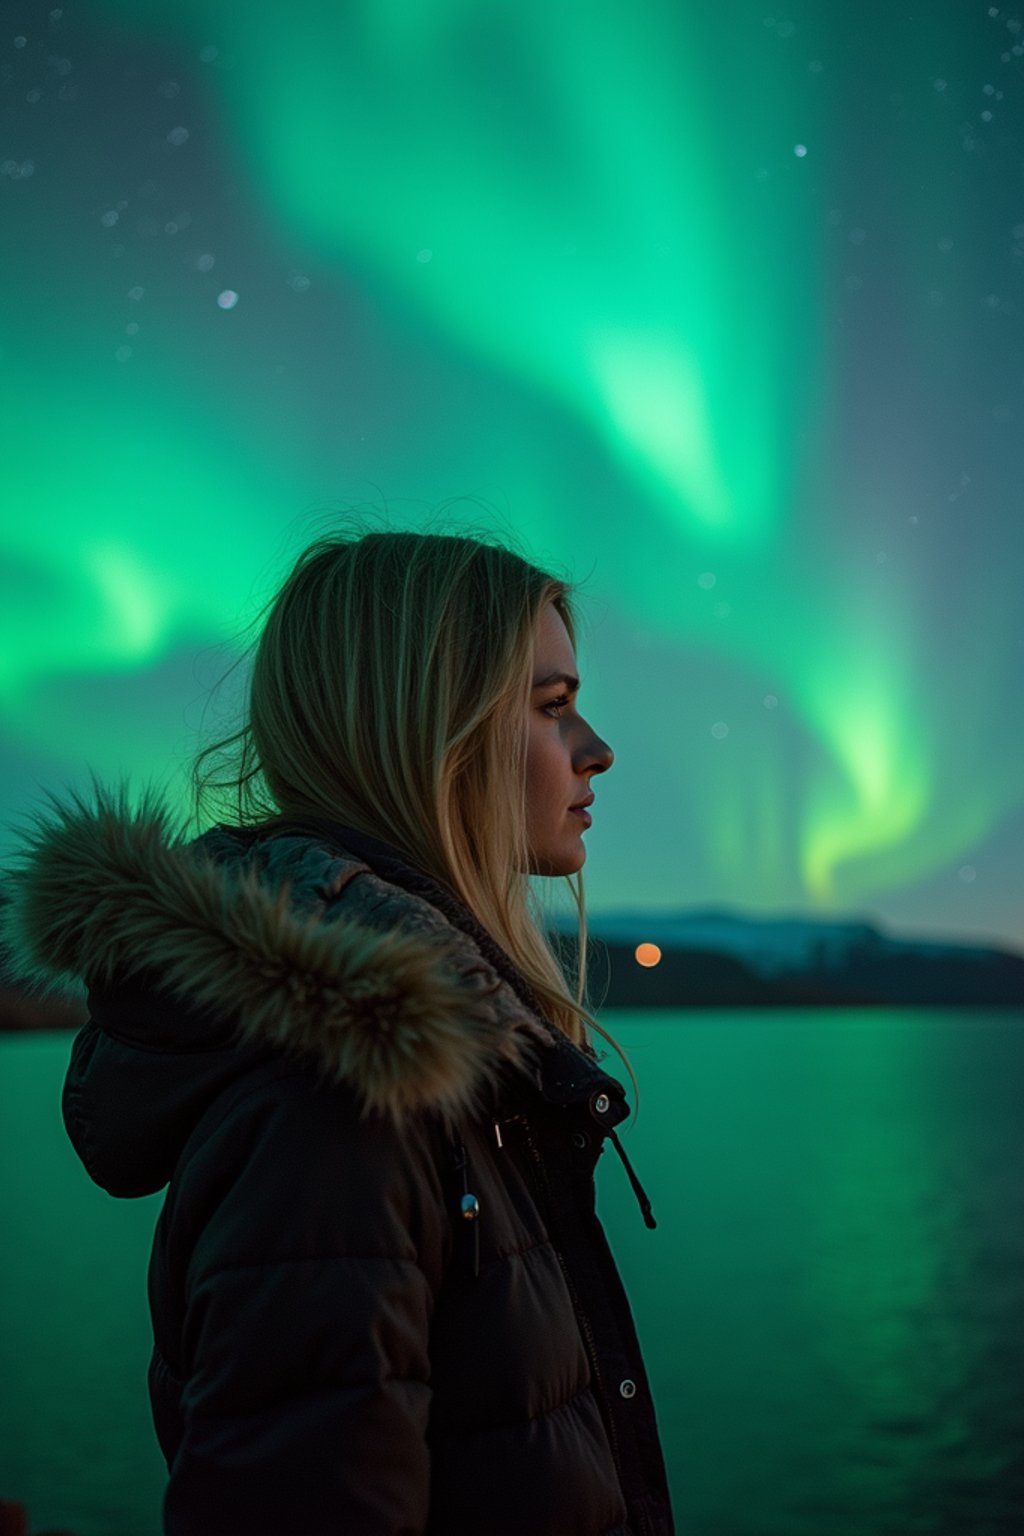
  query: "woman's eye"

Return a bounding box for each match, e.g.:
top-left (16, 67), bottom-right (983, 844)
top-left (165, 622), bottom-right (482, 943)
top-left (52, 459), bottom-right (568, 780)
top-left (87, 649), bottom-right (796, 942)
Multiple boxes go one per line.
top-left (542, 694), bottom-right (571, 718)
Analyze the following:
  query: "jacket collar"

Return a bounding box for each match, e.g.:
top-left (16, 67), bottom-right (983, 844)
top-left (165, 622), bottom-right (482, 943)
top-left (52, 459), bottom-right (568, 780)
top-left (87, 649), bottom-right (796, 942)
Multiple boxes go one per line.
top-left (230, 812), bottom-right (634, 1130)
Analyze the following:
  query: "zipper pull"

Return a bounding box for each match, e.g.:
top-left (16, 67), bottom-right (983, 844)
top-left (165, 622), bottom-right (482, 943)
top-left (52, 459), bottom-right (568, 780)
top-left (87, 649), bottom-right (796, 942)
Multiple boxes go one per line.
top-left (450, 1127), bottom-right (481, 1279)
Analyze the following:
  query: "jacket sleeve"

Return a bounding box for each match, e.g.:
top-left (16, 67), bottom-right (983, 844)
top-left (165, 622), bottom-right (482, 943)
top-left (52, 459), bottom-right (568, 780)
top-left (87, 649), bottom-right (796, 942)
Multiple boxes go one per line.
top-left (162, 1068), bottom-right (452, 1536)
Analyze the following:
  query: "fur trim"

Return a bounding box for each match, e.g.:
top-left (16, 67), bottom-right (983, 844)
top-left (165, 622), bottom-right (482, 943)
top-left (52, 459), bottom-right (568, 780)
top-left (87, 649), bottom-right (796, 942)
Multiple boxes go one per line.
top-left (0, 779), bottom-right (551, 1129)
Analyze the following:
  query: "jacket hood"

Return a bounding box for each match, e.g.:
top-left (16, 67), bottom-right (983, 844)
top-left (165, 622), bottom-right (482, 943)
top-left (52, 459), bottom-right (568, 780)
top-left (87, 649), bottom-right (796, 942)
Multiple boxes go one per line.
top-left (5, 780), bottom-right (592, 1161)
top-left (0, 782), bottom-right (637, 1202)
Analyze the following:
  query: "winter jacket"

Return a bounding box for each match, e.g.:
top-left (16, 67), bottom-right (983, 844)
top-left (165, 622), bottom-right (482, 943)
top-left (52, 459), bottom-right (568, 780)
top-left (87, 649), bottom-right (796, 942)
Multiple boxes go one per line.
top-left (1, 792), bottom-right (676, 1536)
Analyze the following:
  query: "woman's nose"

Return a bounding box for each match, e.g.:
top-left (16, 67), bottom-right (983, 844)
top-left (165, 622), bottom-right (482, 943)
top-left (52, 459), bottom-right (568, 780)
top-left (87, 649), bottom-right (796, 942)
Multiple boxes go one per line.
top-left (582, 730), bottom-right (614, 773)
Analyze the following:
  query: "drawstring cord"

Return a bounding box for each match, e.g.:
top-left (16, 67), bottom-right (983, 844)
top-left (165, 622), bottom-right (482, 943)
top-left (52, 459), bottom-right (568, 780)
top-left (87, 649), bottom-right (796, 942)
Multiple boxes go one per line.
top-left (606, 1127), bottom-right (657, 1230)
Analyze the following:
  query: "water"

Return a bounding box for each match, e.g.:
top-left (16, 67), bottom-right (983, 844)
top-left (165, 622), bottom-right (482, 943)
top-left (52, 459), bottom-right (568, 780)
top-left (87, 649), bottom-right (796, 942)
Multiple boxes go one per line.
top-left (2, 1009), bottom-right (1023, 1536)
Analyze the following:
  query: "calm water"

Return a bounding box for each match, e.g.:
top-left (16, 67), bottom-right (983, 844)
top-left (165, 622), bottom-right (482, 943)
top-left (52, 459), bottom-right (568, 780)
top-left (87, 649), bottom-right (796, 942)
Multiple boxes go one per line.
top-left (2, 1009), bottom-right (1023, 1536)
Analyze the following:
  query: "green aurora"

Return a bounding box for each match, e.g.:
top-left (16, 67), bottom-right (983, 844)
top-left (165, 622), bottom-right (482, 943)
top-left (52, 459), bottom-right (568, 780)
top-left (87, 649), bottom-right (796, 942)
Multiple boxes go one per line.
top-left (1, 0), bottom-right (1022, 946)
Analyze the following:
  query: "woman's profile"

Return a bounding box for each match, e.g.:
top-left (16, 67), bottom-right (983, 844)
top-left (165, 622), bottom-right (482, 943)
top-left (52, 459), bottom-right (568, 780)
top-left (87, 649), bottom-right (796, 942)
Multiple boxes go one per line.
top-left (2, 522), bottom-right (675, 1535)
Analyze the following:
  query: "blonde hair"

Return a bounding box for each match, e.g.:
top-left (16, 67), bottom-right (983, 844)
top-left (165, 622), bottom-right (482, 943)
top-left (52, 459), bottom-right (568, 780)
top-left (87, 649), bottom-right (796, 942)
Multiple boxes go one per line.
top-left (191, 516), bottom-right (638, 1109)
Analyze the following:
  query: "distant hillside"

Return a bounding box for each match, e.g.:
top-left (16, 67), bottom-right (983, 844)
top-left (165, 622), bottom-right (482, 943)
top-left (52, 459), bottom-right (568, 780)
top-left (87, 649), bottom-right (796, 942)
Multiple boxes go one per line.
top-left (1, 905), bottom-right (1021, 1030)
top-left (548, 910), bottom-right (1024, 1007)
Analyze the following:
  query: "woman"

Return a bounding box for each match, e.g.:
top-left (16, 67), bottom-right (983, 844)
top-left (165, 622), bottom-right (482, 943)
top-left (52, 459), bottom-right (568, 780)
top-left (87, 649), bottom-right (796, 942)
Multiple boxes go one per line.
top-left (2, 526), bottom-right (675, 1535)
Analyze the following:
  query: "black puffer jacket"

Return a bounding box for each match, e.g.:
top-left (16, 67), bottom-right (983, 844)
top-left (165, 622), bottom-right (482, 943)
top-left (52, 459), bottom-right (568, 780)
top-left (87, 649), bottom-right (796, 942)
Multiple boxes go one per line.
top-left (2, 791), bottom-right (675, 1536)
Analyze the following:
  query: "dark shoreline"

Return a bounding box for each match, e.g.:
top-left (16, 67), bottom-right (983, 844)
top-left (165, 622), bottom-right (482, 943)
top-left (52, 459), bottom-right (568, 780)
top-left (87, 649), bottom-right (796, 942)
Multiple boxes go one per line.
top-left (3, 929), bottom-right (1022, 1031)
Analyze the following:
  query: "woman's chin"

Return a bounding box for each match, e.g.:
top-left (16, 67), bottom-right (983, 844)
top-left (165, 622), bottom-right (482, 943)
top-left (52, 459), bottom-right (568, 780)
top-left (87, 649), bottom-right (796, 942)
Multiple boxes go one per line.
top-left (526, 840), bottom-right (587, 878)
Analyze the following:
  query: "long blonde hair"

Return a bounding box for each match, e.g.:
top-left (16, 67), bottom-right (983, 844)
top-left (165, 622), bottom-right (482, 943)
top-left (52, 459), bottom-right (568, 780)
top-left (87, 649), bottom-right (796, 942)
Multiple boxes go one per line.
top-left (191, 516), bottom-right (638, 1108)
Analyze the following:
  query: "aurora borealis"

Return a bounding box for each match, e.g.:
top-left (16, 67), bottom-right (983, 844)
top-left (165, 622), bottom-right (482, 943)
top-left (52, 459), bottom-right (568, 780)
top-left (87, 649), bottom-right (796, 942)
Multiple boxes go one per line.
top-left (2, 0), bottom-right (1022, 949)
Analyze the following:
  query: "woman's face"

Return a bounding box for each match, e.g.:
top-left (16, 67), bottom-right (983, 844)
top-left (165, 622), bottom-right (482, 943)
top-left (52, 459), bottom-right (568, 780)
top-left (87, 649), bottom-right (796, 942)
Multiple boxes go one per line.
top-left (524, 600), bottom-right (614, 876)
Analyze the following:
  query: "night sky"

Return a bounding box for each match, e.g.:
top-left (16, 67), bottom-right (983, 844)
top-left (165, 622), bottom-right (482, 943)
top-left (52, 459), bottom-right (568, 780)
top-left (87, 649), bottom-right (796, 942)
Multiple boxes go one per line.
top-left (2, 0), bottom-right (1022, 951)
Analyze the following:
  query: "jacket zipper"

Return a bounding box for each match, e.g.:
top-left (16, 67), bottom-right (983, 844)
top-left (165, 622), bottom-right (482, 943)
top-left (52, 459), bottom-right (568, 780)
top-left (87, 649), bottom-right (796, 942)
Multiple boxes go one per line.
top-left (514, 1115), bottom-right (630, 1508)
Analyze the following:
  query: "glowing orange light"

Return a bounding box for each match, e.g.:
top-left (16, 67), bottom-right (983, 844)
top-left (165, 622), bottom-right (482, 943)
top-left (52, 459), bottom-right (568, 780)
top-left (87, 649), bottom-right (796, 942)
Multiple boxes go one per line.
top-left (634, 943), bottom-right (662, 968)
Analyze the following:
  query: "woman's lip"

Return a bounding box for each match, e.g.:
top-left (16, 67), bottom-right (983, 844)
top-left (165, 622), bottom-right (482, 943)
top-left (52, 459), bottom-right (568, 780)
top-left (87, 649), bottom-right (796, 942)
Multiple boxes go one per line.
top-left (569, 807), bottom-right (592, 826)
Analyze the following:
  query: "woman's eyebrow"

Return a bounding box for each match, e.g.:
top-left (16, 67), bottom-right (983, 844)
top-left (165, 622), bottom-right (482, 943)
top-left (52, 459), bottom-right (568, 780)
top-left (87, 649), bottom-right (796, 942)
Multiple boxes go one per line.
top-left (532, 671), bottom-right (580, 691)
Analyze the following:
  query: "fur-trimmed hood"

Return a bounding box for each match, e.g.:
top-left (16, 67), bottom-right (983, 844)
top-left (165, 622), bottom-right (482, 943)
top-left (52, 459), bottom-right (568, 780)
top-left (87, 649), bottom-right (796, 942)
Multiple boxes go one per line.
top-left (0, 783), bottom-right (637, 1203)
